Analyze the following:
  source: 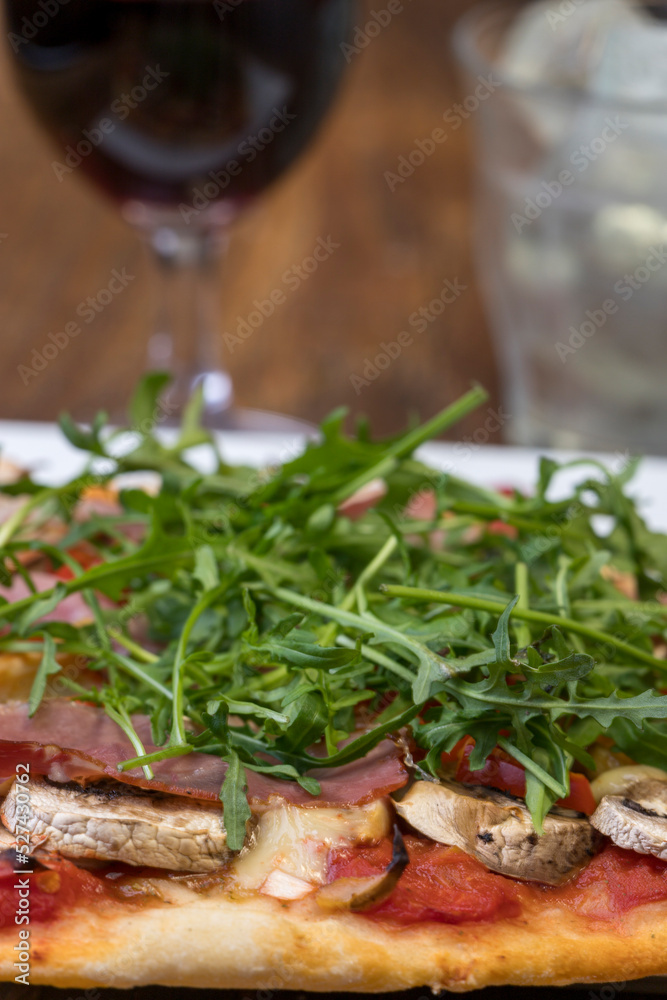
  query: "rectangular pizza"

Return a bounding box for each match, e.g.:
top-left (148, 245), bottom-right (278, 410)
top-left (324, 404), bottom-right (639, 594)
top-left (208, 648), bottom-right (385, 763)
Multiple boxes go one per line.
top-left (1, 381), bottom-right (667, 991)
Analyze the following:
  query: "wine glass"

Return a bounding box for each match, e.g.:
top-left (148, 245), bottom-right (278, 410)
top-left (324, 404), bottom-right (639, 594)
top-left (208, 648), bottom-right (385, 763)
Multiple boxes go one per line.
top-left (4, 0), bottom-right (353, 429)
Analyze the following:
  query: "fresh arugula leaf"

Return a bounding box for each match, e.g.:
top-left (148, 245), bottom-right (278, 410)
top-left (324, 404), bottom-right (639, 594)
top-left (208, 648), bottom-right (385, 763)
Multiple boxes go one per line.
top-left (491, 595), bottom-right (519, 662)
top-left (58, 410), bottom-right (108, 456)
top-left (245, 761), bottom-right (321, 795)
top-left (15, 584), bottom-right (67, 636)
top-left (219, 750), bottom-right (251, 851)
top-left (129, 372), bottom-right (172, 431)
top-left (174, 384), bottom-right (213, 451)
top-left (609, 718), bottom-right (667, 771)
top-left (28, 633), bottom-right (61, 716)
top-left (247, 636), bottom-right (361, 672)
top-left (193, 545), bottom-right (220, 591)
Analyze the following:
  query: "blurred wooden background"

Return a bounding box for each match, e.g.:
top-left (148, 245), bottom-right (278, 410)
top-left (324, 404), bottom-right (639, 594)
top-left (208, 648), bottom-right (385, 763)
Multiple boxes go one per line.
top-left (0, 0), bottom-right (499, 439)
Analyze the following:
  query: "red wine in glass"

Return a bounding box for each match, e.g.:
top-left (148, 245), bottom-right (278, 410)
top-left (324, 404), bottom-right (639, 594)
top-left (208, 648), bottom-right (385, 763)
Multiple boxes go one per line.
top-left (5, 0), bottom-right (354, 424)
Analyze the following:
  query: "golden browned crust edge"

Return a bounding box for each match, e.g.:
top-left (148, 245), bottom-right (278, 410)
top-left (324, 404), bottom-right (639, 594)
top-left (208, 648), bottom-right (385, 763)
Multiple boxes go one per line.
top-left (1, 890), bottom-right (667, 992)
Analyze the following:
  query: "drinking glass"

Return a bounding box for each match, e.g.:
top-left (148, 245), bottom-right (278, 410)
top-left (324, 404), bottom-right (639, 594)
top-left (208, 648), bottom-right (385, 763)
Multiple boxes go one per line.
top-left (4, 0), bottom-right (353, 428)
top-left (453, 1), bottom-right (667, 454)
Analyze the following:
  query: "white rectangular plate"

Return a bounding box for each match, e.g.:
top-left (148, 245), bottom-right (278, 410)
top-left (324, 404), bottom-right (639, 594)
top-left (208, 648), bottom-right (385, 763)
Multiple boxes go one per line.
top-left (0, 421), bottom-right (665, 530)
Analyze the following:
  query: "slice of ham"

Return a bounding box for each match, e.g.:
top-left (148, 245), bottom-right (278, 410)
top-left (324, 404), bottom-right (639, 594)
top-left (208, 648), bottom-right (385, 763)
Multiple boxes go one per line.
top-left (337, 479), bottom-right (387, 521)
top-left (0, 700), bottom-right (408, 807)
top-left (404, 489), bottom-right (437, 521)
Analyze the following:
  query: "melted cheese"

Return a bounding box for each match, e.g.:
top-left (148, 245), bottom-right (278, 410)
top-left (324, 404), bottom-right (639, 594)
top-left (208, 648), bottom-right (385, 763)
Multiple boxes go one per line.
top-left (232, 799), bottom-right (390, 893)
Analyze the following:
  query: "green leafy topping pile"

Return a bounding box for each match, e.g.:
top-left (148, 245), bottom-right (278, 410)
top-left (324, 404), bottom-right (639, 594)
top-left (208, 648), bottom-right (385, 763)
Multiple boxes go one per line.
top-left (2, 375), bottom-right (667, 849)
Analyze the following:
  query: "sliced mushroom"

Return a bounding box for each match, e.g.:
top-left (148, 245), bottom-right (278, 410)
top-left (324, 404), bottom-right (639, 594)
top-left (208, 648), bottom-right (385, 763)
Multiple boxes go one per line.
top-left (1, 777), bottom-right (230, 872)
top-left (316, 825), bottom-right (409, 912)
top-left (590, 764), bottom-right (667, 803)
top-left (591, 779), bottom-right (667, 860)
top-left (394, 779), bottom-right (599, 885)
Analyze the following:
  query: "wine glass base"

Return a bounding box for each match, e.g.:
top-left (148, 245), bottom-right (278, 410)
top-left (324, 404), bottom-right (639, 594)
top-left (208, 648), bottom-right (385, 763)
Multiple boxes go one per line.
top-left (203, 407), bottom-right (316, 435)
top-left (161, 371), bottom-right (317, 434)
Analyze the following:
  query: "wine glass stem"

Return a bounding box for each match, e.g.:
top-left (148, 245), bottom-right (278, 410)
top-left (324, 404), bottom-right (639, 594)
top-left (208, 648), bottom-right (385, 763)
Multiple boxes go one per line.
top-left (147, 225), bottom-right (233, 416)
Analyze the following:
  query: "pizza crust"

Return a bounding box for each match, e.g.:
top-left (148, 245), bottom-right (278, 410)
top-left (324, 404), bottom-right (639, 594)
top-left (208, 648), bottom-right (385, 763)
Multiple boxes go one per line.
top-left (1, 888), bottom-right (667, 991)
top-left (1, 656), bottom-right (666, 991)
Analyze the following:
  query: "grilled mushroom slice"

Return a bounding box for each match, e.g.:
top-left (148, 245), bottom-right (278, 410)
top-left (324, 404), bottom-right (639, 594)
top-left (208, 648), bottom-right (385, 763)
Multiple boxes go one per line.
top-left (1, 777), bottom-right (230, 872)
top-left (590, 765), bottom-right (667, 803)
top-left (394, 779), bottom-right (598, 885)
top-left (590, 779), bottom-right (667, 860)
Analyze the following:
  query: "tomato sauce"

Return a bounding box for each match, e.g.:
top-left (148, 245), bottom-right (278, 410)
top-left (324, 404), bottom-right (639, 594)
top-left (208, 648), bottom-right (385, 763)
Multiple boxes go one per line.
top-left (0, 853), bottom-right (110, 926)
top-left (328, 837), bottom-right (667, 927)
top-left (4, 840), bottom-right (667, 929)
top-left (546, 844), bottom-right (667, 919)
top-left (328, 835), bottom-right (522, 925)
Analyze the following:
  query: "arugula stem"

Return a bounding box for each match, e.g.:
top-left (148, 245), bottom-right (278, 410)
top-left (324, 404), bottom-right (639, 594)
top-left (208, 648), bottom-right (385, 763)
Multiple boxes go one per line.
top-left (118, 743), bottom-right (194, 771)
top-left (271, 585), bottom-right (456, 680)
top-left (109, 651), bottom-right (172, 699)
top-left (105, 703), bottom-right (155, 779)
top-left (226, 664), bottom-right (289, 699)
top-left (447, 501), bottom-right (555, 534)
top-left (347, 534), bottom-right (398, 609)
top-left (108, 628), bottom-right (159, 664)
top-left (383, 585), bottom-right (667, 671)
top-left (170, 584), bottom-right (227, 746)
top-left (514, 563), bottom-right (532, 648)
top-left (497, 737), bottom-right (567, 797)
top-left (331, 385), bottom-right (488, 505)
top-left (335, 633), bottom-right (416, 683)
top-left (385, 386), bottom-right (489, 460)
top-left (574, 598), bottom-right (667, 617)
top-left (320, 535), bottom-right (398, 646)
top-left (0, 547), bottom-right (195, 622)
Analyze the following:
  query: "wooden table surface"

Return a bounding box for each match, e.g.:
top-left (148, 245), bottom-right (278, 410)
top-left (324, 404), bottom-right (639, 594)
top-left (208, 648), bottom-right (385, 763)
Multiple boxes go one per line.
top-left (0, 0), bottom-right (499, 441)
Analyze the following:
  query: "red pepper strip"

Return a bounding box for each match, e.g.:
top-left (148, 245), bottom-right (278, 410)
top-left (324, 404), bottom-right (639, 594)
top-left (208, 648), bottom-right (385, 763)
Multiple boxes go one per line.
top-left (53, 542), bottom-right (103, 581)
top-left (443, 739), bottom-right (597, 815)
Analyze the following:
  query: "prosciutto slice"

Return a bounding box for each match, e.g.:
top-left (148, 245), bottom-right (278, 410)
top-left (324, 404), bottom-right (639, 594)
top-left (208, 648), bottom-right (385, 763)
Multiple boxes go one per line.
top-left (0, 700), bottom-right (408, 807)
